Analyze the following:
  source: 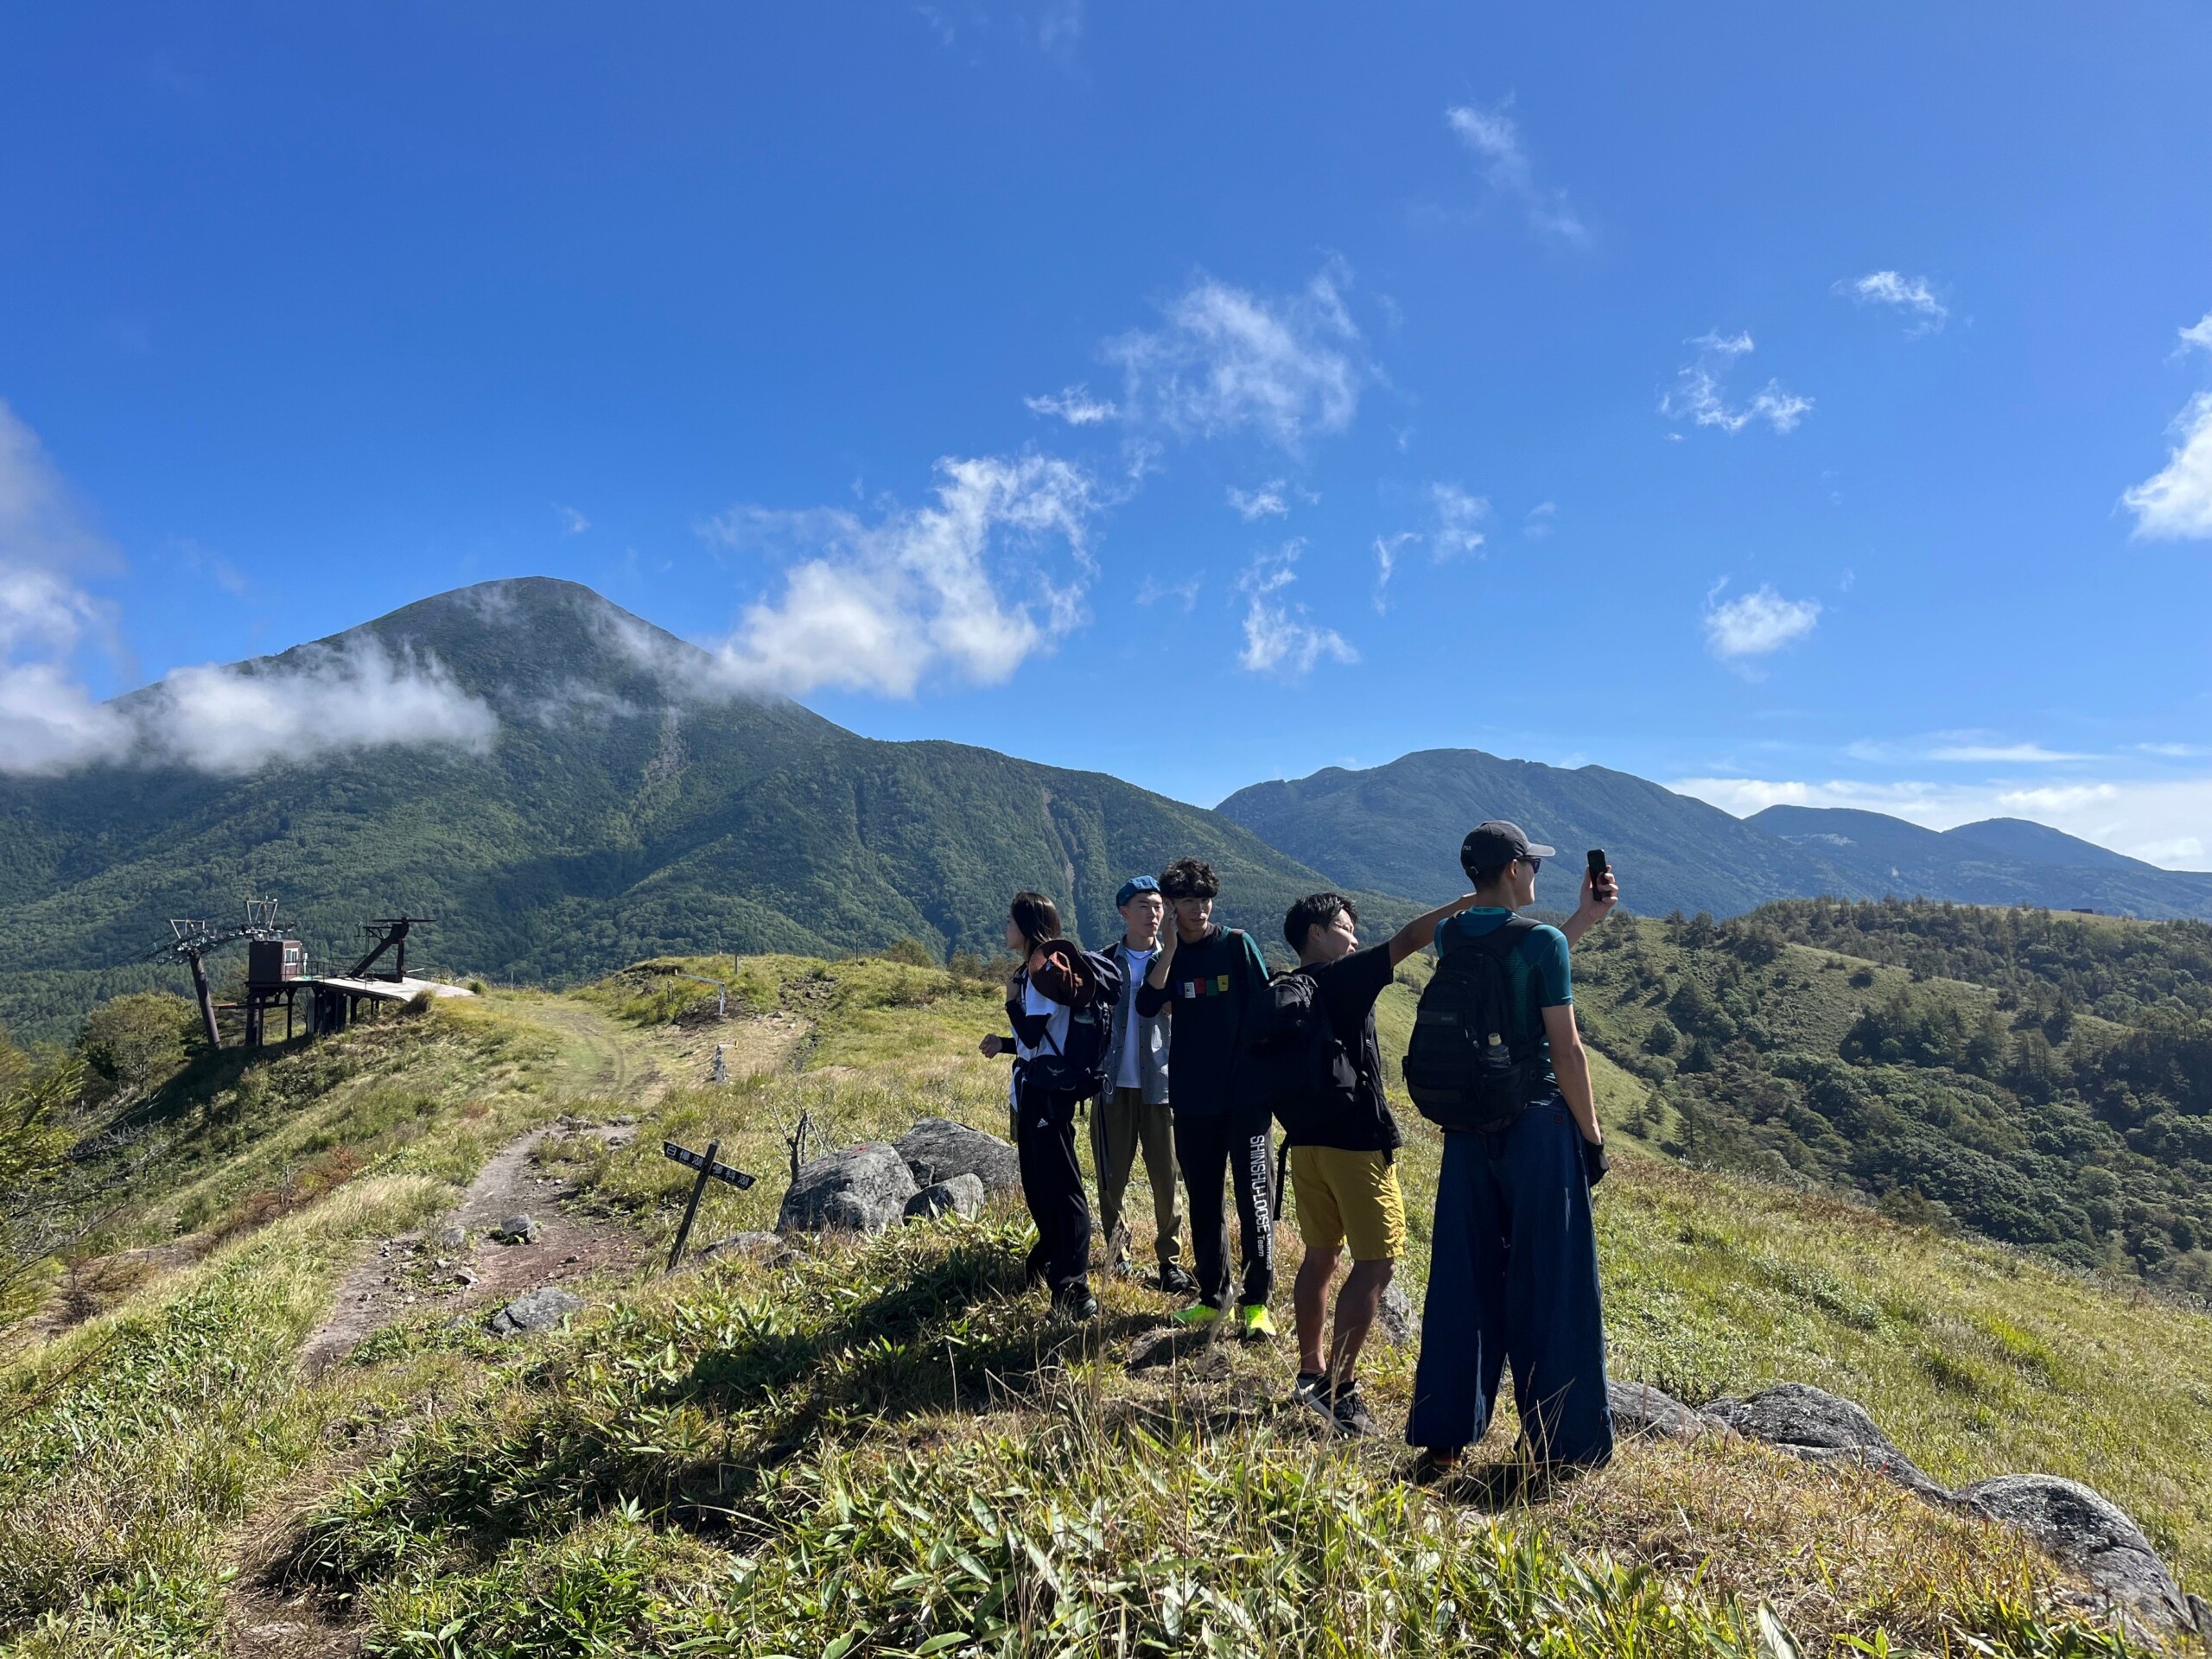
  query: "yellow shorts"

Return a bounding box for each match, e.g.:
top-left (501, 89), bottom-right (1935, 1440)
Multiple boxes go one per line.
top-left (1289, 1146), bottom-right (1407, 1263)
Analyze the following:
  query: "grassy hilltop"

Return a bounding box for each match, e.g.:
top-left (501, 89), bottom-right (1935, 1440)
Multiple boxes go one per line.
top-left (1, 921), bottom-right (2209, 1657)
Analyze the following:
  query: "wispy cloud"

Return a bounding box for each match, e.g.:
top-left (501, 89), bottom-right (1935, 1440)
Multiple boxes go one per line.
top-left (698, 453), bottom-right (1097, 698)
top-left (1522, 501), bottom-right (1557, 539)
top-left (1237, 542), bottom-right (1357, 678)
top-left (556, 504), bottom-right (591, 535)
top-left (1703, 582), bottom-right (1821, 663)
top-left (1135, 573), bottom-right (1201, 612)
top-left (2121, 308), bottom-right (2212, 540)
top-left (1370, 532), bottom-right (1415, 613)
top-left (1095, 265), bottom-right (1368, 452)
top-left (1025, 385), bottom-right (1118, 426)
top-left (1662, 333), bottom-right (1812, 435)
top-left (1925, 741), bottom-right (2092, 764)
top-left (2177, 312), bottom-right (2212, 353)
top-left (1429, 482), bottom-right (1489, 560)
top-left (1443, 101), bottom-right (1590, 247)
top-left (0, 401), bottom-right (498, 777)
top-left (1226, 480), bottom-right (1288, 520)
top-left (1840, 270), bottom-right (1948, 334)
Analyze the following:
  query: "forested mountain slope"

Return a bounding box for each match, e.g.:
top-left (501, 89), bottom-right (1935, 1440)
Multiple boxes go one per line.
top-left (1572, 901), bottom-right (2212, 1288)
top-left (0, 579), bottom-right (1389, 1041)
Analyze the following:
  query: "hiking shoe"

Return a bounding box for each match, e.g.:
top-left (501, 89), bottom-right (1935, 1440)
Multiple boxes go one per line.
top-left (1052, 1289), bottom-right (1101, 1323)
top-left (1294, 1370), bottom-right (1335, 1427)
top-left (1409, 1446), bottom-right (1463, 1485)
top-left (1171, 1301), bottom-right (1222, 1328)
top-left (1330, 1383), bottom-right (1380, 1439)
top-left (1236, 1303), bottom-right (1277, 1340)
top-left (1105, 1255), bottom-right (1140, 1280)
top-left (1157, 1262), bottom-right (1199, 1298)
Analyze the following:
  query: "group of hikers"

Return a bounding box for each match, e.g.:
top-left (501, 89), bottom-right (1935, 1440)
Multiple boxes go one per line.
top-left (979, 821), bottom-right (1622, 1477)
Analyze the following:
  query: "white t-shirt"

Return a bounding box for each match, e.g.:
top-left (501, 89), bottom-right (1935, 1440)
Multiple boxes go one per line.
top-left (1012, 975), bottom-right (1073, 1105)
top-left (1115, 946), bottom-right (1154, 1089)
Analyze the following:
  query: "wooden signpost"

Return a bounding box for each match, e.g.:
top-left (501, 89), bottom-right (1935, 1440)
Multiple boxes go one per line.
top-left (662, 1139), bottom-right (758, 1273)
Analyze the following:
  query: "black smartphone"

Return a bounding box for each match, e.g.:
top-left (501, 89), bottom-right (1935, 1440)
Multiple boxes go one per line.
top-left (1586, 849), bottom-right (1610, 889)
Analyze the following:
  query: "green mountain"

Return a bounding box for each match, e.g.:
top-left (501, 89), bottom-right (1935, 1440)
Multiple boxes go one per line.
top-left (1575, 899), bottom-right (2212, 1288)
top-left (0, 579), bottom-right (1391, 1042)
top-left (1217, 749), bottom-right (2212, 922)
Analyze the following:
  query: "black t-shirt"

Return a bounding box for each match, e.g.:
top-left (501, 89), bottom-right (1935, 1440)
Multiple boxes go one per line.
top-left (1296, 942), bottom-right (1401, 1154)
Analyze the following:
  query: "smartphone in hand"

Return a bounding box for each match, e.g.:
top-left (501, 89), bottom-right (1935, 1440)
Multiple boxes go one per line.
top-left (1586, 849), bottom-right (1609, 890)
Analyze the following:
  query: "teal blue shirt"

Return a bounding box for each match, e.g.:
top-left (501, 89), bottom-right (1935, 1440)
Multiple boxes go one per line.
top-left (1433, 909), bottom-right (1573, 1093)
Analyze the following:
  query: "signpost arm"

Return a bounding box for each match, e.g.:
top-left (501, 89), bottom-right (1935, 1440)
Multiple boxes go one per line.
top-left (665, 1138), bottom-right (719, 1274)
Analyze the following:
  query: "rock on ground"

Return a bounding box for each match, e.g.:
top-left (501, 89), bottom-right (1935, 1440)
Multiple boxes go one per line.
top-left (896, 1117), bottom-right (1020, 1193)
top-left (1959, 1476), bottom-right (2198, 1637)
top-left (906, 1173), bottom-right (987, 1222)
top-left (779, 1142), bottom-right (918, 1234)
top-left (1375, 1281), bottom-right (1421, 1346)
top-left (1609, 1380), bottom-right (1725, 1440)
top-left (699, 1231), bottom-right (784, 1261)
top-left (490, 1213), bottom-right (539, 1244)
top-left (1702, 1382), bottom-right (1948, 1497)
top-left (488, 1287), bottom-right (583, 1335)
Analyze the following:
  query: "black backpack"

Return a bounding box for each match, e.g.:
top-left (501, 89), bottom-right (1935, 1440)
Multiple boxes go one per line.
top-left (1403, 917), bottom-right (1546, 1134)
top-left (1237, 970), bottom-right (1359, 1143)
top-left (1019, 948), bottom-right (1124, 1097)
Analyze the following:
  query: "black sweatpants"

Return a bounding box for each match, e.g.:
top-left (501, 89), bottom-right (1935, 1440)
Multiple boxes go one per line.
top-left (1014, 1075), bottom-right (1091, 1300)
top-left (1173, 1106), bottom-right (1275, 1309)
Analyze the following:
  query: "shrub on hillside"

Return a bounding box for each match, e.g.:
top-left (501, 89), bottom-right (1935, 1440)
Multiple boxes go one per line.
top-left (76, 992), bottom-right (199, 1096)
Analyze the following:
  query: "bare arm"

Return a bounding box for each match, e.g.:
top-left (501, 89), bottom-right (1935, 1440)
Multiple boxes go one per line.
top-left (1386, 892), bottom-right (1486, 967)
top-left (1561, 866), bottom-right (1619, 949)
top-left (1543, 1002), bottom-right (1601, 1145)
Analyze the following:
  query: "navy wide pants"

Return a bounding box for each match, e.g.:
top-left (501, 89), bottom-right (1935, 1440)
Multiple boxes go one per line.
top-left (1406, 1099), bottom-right (1613, 1466)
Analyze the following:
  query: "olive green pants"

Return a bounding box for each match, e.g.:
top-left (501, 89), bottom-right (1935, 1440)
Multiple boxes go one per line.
top-left (1090, 1087), bottom-right (1185, 1267)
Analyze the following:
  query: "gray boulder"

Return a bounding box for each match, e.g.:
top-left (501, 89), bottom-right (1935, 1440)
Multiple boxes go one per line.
top-left (906, 1173), bottom-right (988, 1222)
top-left (1959, 1476), bottom-right (2196, 1636)
top-left (489, 1213), bottom-right (538, 1244)
top-left (487, 1287), bottom-right (582, 1335)
top-left (779, 1141), bottom-right (918, 1234)
top-left (1376, 1281), bottom-right (1421, 1346)
top-left (1703, 1382), bottom-right (1947, 1497)
top-left (1609, 1380), bottom-right (1724, 1440)
top-left (895, 1117), bottom-right (1020, 1193)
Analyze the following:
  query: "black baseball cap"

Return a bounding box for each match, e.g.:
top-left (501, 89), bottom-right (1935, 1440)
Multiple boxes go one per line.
top-left (1460, 820), bottom-right (1555, 878)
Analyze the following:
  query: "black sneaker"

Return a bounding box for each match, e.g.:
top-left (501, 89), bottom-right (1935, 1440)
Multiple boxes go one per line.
top-left (1409, 1446), bottom-right (1463, 1485)
top-left (1051, 1288), bottom-right (1101, 1323)
top-left (1330, 1383), bottom-right (1380, 1439)
top-left (1293, 1371), bottom-right (1335, 1427)
top-left (1157, 1262), bottom-right (1198, 1298)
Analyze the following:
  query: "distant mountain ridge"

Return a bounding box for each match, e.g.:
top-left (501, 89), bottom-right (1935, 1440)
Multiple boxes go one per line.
top-left (0, 579), bottom-right (1400, 1041)
top-left (1218, 750), bottom-right (2212, 923)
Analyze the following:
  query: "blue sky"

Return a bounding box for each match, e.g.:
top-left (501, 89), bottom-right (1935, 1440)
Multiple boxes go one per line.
top-left (3, 4), bottom-right (2210, 862)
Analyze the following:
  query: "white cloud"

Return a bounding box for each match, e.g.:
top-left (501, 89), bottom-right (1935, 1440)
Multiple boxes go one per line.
top-left (1370, 531), bottom-right (1414, 613)
top-left (1025, 384), bottom-right (1118, 427)
top-left (1522, 500), bottom-right (1557, 539)
top-left (1102, 266), bottom-right (1367, 452)
top-left (1135, 573), bottom-right (1201, 612)
top-left (556, 504), bottom-right (591, 535)
top-left (143, 639), bottom-right (498, 774)
top-left (1925, 742), bottom-right (2092, 764)
top-left (1443, 102), bottom-right (1589, 246)
top-left (1237, 542), bottom-right (1357, 677)
top-left (1662, 333), bottom-right (1811, 435)
top-left (1671, 772), bottom-right (2212, 871)
top-left (1704, 584), bottom-right (1821, 661)
top-left (1429, 482), bottom-right (1489, 561)
top-left (2122, 391), bottom-right (2212, 540)
top-left (1841, 270), bottom-right (1948, 334)
top-left (2178, 312), bottom-right (2212, 353)
top-left (699, 454), bottom-right (1097, 698)
top-left (1226, 480), bottom-right (1288, 520)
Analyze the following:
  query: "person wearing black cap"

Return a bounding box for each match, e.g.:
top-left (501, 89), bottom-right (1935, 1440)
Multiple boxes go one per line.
top-left (1091, 875), bottom-right (1195, 1294)
top-left (1406, 821), bottom-right (1619, 1479)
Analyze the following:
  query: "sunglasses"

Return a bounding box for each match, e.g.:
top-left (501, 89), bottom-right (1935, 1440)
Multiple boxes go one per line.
top-left (1522, 856), bottom-right (1542, 873)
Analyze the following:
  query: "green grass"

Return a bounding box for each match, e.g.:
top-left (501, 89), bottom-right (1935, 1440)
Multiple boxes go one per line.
top-left (1, 950), bottom-right (2207, 1657)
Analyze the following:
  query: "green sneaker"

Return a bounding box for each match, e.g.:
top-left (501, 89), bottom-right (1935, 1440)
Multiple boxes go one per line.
top-left (1236, 1303), bottom-right (1277, 1339)
top-left (1172, 1301), bottom-right (1221, 1327)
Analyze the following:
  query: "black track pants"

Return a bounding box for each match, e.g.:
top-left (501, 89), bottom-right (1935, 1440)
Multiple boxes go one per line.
top-left (1173, 1106), bottom-right (1275, 1309)
top-left (1014, 1077), bottom-right (1092, 1300)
